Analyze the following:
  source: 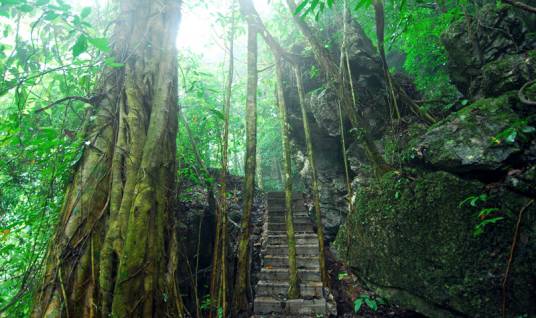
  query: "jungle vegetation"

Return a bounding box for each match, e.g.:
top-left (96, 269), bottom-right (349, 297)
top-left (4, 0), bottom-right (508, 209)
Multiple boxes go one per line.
top-left (0, 0), bottom-right (534, 317)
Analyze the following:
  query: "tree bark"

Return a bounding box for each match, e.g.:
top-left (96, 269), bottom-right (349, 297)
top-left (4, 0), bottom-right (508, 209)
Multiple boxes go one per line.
top-left (294, 67), bottom-right (328, 286)
top-left (219, 6), bottom-right (235, 315)
top-left (372, 0), bottom-right (401, 121)
top-left (275, 58), bottom-right (300, 299)
top-left (31, 1), bottom-right (184, 317)
top-left (233, 0), bottom-right (258, 314)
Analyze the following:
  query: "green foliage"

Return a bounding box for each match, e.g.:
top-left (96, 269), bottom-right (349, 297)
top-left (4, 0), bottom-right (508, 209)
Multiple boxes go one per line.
top-left (348, 0), bottom-right (462, 100)
top-left (0, 0), bottom-right (111, 314)
top-left (459, 194), bottom-right (506, 237)
top-left (337, 271), bottom-right (348, 280)
top-left (491, 119), bottom-right (535, 145)
top-left (353, 294), bottom-right (384, 313)
top-left (294, 0), bottom-right (335, 20)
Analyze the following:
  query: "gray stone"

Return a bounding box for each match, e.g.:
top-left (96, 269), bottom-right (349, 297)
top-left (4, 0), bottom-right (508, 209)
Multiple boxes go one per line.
top-left (412, 93), bottom-right (523, 172)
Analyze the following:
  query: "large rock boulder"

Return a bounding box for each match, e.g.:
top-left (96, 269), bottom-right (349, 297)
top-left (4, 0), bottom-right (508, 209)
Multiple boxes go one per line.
top-left (411, 92), bottom-right (534, 174)
top-left (479, 51), bottom-right (536, 97)
top-left (335, 170), bottom-right (536, 318)
top-left (442, 4), bottom-right (535, 98)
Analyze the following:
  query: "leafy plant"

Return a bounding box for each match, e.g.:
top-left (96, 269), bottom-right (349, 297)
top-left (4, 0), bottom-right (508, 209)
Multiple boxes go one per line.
top-left (354, 294), bottom-right (384, 312)
top-left (459, 194), bottom-right (505, 237)
top-left (491, 120), bottom-right (536, 145)
top-left (337, 271), bottom-right (349, 280)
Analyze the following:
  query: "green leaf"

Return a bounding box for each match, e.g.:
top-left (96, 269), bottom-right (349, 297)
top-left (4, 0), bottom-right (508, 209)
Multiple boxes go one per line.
top-left (104, 57), bottom-right (125, 68)
top-left (303, 0), bottom-right (319, 18)
top-left (353, 299), bottom-right (363, 313)
top-left (72, 35), bottom-right (88, 58)
top-left (521, 125), bottom-right (535, 134)
top-left (337, 271), bottom-right (348, 280)
top-left (18, 4), bottom-right (33, 12)
top-left (474, 217), bottom-right (504, 237)
top-left (44, 11), bottom-right (59, 20)
top-left (293, 0), bottom-right (309, 16)
top-left (0, 0), bottom-right (20, 5)
top-left (354, 0), bottom-right (373, 10)
top-left (478, 207), bottom-right (499, 218)
top-left (88, 37), bottom-right (110, 52)
top-left (80, 6), bottom-right (91, 18)
top-left (364, 298), bottom-right (378, 311)
top-left (505, 129), bottom-right (517, 143)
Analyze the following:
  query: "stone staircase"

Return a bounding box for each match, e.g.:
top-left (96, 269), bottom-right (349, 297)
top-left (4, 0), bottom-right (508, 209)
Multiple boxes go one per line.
top-left (253, 192), bottom-right (335, 317)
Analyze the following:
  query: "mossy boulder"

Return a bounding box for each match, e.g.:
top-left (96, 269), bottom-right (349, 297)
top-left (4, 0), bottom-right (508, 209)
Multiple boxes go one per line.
top-left (411, 93), bottom-right (529, 173)
top-left (335, 170), bottom-right (536, 317)
top-left (480, 51), bottom-right (536, 97)
top-left (442, 4), bottom-right (534, 97)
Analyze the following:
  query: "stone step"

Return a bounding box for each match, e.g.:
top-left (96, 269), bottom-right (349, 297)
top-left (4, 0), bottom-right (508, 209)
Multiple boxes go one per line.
top-left (268, 214), bottom-right (310, 223)
top-left (267, 200), bottom-right (305, 207)
top-left (264, 244), bottom-right (319, 256)
top-left (267, 206), bottom-right (306, 213)
top-left (268, 222), bottom-right (313, 232)
top-left (263, 255), bottom-right (320, 269)
top-left (266, 192), bottom-right (303, 199)
top-left (268, 219), bottom-right (311, 226)
top-left (254, 296), bottom-right (327, 315)
top-left (267, 233), bottom-right (319, 245)
top-left (267, 209), bottom-right (309, 218)
top-left (258, 268), bottom-right (321, 282)
top-left (256, 281), bottom-right (323, 298)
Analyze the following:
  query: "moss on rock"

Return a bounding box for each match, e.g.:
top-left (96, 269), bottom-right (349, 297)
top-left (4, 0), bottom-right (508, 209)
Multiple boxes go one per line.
top-left (412, 92), bottom-right (526, 173)
top-left (335, 170), bottom-right (536, 317)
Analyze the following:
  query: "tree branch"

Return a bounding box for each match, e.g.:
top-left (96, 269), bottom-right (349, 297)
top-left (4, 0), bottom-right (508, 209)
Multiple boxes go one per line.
top-left (34, 95), bottom-right (100, 113)
top-left (502, 0), bottom-right (536, 14)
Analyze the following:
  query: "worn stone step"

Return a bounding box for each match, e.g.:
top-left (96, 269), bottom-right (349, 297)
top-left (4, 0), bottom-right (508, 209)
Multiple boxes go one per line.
top-left (256, 281), bottom-right (323, 298)
top-left (268, 198), bottom-right (305, 205)
top-left (267, 205), bottom-right (306, 213)
top-left (264, 244), bottom-right (319, 256)
top-left (263, 255), bottom-right (320, 269)
top-left (267, 211), bottom-right (307, 218)
top-left (254, 296), bottom-right (284, 315)
top-left (266, 192), bottom-right (303, 199)
top-left (268, 214), bottom-right (310, 223)
top-left (268, 219), bottom-right (311, 226)
top-left (258, 268), bottom-right (321, 282)
top-left (287, 298), bottom-right (327, 315)
top-left (268, 222), bottom-right (313, 232)
top-left (254, 296), bottom-right (327, 315)
top-left (267, 233), bottom-right (318, 245)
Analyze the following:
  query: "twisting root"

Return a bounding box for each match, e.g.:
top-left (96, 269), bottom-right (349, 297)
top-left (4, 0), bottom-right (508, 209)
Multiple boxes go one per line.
top-left (518, 80), bottom-right (536, 105)
top-left (501, 199), bottom-right (534, 318)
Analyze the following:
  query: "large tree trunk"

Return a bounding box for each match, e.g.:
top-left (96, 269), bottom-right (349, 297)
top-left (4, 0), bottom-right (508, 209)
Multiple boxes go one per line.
top-left (32, 1), bottom-right (183, 317)
top-left (275, 58), bottom-right (300, 299)
top-left (233, 0), bottom-right (258, 314)
top-left (294, 67), bottom-right (328, 286)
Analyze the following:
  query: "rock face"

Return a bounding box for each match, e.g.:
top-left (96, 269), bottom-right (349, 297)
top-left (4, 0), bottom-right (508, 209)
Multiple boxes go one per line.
top-left (412, 92), bottom-right (525, 174)
top-left (176, 173), bottom-right (264, 313)
top-left (441, 4), bottom-right (536, 98)
top-left (284, 15), bottom-right (393, 240)
top-left (283, 3), bottom-right (536, 318)
top-left (335, 171), bottom-right (536, 317)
